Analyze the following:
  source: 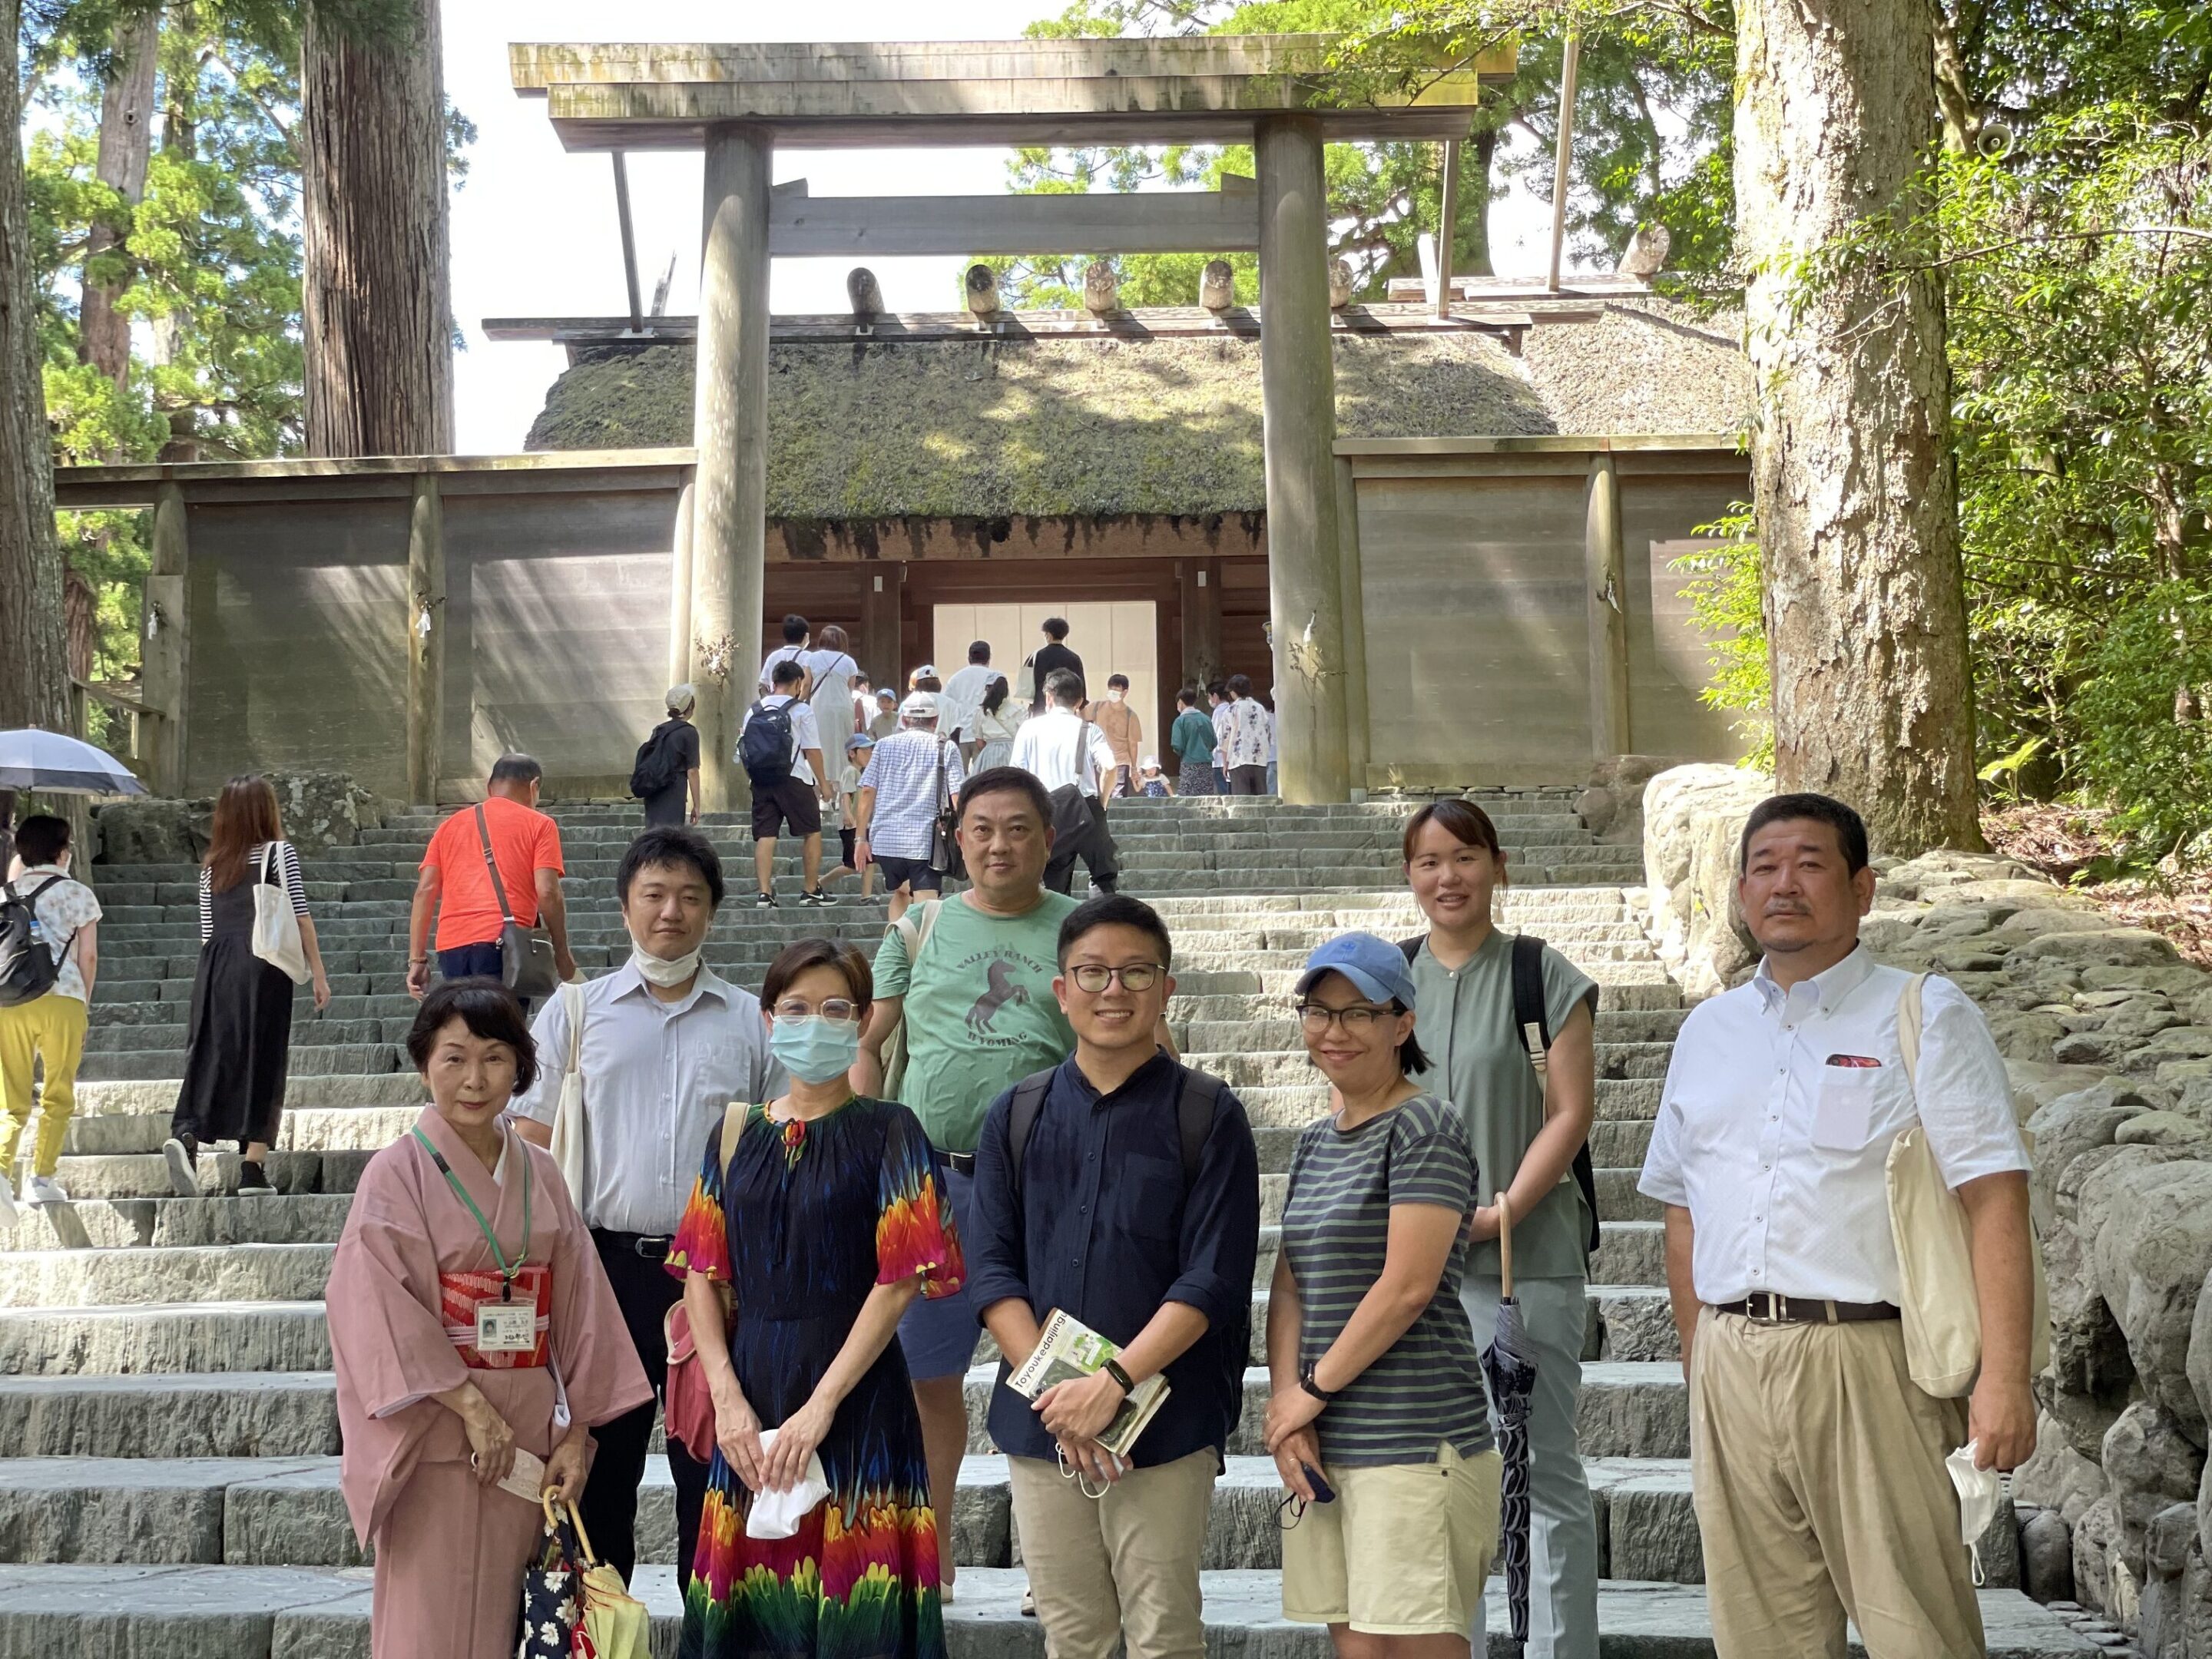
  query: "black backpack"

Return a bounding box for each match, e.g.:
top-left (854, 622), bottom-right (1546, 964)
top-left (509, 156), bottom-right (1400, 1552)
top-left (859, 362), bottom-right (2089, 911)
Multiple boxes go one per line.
top-left (1398, 931), bottom-right (1603, 1257)
top-left (628, 720), bottom-right (686, 799)
top-left (737, 700), bottom-right (796, 787)
top-left (0, 876), bottom-right (68, 1008)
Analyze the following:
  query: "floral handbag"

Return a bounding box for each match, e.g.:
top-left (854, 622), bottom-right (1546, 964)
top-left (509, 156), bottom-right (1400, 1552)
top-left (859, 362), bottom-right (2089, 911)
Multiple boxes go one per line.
top-left (518, 1495), bottom-right (647, 1659)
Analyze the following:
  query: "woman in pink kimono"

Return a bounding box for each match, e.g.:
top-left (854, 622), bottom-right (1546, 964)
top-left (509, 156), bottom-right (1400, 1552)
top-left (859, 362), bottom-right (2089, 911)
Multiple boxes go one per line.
top-left (329, 979), bottom-right (652, 1658)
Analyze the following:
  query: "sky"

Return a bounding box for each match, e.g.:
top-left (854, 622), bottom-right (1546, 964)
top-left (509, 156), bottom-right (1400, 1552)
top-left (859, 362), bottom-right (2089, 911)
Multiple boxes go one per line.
top-left (442, 2), bottom-right (1565, 454)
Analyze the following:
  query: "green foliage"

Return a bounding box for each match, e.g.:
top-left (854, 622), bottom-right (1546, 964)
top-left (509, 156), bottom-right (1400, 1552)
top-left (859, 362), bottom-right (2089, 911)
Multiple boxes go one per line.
top-left (2074, 585), bottom-right (2212, 859)
top-left (1671, 504), bottom-right (1772, 768)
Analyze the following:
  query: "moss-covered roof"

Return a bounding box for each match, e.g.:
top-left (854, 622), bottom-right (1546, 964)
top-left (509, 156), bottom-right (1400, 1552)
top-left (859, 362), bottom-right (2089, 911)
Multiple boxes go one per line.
top-left (525, 300), bottom-right (1747, 518)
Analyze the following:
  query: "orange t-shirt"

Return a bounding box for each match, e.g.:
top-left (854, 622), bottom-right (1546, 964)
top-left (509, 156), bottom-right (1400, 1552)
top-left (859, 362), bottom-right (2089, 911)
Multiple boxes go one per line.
top-left (422, 798), bottom-right (565, 952)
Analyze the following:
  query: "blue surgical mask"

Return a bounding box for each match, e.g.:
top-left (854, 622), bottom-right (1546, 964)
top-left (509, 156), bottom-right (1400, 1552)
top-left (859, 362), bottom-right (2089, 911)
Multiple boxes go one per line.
top-left (770, 1015), bottom-right (861, 1084)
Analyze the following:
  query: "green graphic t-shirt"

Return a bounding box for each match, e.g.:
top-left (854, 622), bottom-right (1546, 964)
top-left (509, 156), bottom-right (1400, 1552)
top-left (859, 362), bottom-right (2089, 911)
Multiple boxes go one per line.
top-left (872, 889), bottom-right (1081, 1153)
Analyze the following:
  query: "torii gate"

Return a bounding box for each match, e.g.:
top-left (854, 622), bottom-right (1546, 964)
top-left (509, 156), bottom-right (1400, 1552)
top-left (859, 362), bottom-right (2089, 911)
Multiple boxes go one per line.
top-left (511, 35), bottom-right (1512, 806)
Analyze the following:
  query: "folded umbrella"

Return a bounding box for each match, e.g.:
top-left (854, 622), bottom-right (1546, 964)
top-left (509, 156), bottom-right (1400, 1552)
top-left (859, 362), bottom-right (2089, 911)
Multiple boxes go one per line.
top-left (1478, 1190), bottom-right (1536, 1655)
top-left (0, 729), bottom-right (147, 796)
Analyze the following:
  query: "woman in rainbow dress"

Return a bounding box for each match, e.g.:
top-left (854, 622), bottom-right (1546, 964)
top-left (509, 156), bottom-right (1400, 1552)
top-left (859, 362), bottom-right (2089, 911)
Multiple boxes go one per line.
top-left (667, 936), bottom-right (965, 1659)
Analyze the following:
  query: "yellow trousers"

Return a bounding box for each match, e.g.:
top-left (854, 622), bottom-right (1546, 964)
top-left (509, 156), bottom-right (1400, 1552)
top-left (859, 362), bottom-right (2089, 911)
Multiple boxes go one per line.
top-left (0, 993), bottom-right (88, 1178)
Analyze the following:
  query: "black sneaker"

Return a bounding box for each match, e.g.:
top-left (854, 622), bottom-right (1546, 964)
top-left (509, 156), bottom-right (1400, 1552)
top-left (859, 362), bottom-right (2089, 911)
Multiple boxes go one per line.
top-left (237, 1159), bottom-right (275, 1196)
top-left (799, 888), bottom-right (835, 906)
top-left (754, 892), bottom-right (777, 908)
top-left (162, 1135), bottom-right (200, 1199)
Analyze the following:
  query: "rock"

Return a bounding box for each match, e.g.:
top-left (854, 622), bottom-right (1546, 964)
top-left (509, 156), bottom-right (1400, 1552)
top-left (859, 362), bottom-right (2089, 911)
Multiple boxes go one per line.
top-left (2012, 1062), bottom-right (2135, 1118)
top-left (2118, 1112), bottom-right (2212, 1147)
top-left (2103, 1402), bottom-right (2207, 1575)
top-left (2187, 1271), bottom-right (2212, 1472)
top-left (1881, 849), bottom-right (2039, 900)
top-left (93, 796), bottom-right (212, 865)
top-left (2055, 1031), bottom-right (2130, 1068)
top-left (1989, 1011), bottom-right (2068, 1064)
top-left (2014, 927), bottom-right (2186, 969)
top-left (263, 771), bottom-right (387, 856)
top-left (2016, 1412), bottom-right (2115, 1524)
top-left (2103, 1001), bottom-right (2187, 1044)
top-left (2022, 1506), bottom-right (2076, 1602)
top-left (1594, 1291), bottom-right (1681, 1362)
top-left (1574, 786), bottom-right (1618, 838)
top-left (2085, 1151), bottom-right (2212, 1439)
top-left (2075, 1494), bottom-right (2122, 1613)
top-left (1998, 908), bottom-right (2141, 944)
top-left (1639, 764), bottom-right (1772, 1001)
top-left (2149, 1501), bottom-right (2197, 1580)
top-left (2139, 1507), bottom-right (2202, 1657)
top-left (2136, 1028), bottom-right (2212, 1070)
top-left (2026, 1083), bottom-right (2148, 1233)
top-left (1976, 1495), bottom-right (2023, 1588)
top-left (2192, 988), bottom-right (2212, 1027)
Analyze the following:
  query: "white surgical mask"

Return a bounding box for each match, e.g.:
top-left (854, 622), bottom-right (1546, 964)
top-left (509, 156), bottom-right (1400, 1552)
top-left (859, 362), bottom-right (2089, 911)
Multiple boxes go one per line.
top-left (1945, 1441), bottom-right (2002, 1584)
top-left (629, 941), bottom-right (703, 987)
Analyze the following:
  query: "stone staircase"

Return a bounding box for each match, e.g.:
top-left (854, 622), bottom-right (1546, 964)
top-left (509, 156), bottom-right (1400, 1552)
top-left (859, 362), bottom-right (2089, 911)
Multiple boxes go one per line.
top-left (0, 793), bottom-right (2092, 1656)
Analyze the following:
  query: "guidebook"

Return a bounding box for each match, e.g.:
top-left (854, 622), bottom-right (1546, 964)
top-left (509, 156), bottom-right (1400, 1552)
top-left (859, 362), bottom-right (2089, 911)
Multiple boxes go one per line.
top-left (1006, 1309), bottom-right (1172, 1461)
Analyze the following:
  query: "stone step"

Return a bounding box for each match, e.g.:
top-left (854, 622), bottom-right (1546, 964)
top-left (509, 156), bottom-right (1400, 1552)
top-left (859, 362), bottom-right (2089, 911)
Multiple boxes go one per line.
top-left (0, 1564), bottom-right (2098, 1656)
top-left (0, 1286), bottom-right (1679, 1379)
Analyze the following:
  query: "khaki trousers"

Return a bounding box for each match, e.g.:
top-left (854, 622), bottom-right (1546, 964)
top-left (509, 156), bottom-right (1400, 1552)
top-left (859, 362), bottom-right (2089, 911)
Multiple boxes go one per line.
top-left (1689, 1308), bottom-right (1984, 1659)
top-left (1008, 1449), bottom-right (1215, 1659)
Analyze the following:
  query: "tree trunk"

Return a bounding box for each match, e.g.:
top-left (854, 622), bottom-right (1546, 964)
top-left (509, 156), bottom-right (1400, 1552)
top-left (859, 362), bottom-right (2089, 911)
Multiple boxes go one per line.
top-left (300, 0), bottom-right (453, 456)
top-left (1736, 0), bottom-right (1982, 854)
top-left (0, 0), bottom-right (72, 733)
top-left (1459, 126), bottom-right (1497, 277)
top-left (78, 8), bottom-right (160, 389)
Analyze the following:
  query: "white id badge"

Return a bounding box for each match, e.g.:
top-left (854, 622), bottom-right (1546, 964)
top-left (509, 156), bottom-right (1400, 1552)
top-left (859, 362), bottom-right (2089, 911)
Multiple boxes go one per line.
top-left (475, 1299), bottom-right (537, 1352)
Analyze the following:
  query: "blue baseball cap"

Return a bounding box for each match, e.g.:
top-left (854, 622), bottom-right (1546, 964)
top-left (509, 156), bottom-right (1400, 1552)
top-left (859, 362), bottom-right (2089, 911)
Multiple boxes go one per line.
top-left (1294, 932), bottom-right (1417, 1009)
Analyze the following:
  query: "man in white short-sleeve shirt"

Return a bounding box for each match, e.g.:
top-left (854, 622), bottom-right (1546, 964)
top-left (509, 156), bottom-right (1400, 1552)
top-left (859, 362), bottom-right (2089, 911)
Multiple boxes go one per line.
top-left (1638, 793), bottom-right (2035, 1659)
top-left (746, 656), bottom-right (834, 907)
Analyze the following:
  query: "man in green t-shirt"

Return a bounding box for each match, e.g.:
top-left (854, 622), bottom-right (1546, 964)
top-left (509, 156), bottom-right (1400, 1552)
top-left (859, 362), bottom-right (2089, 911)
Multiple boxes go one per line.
top-left (854, 764), bottom-right (1173, 1595)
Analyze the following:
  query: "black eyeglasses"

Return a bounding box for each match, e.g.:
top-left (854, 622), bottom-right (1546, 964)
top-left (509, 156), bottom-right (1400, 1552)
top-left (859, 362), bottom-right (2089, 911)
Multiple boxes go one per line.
top-left (1293, 1002), bottom-right (1394, 1034)
top-left (1068, 964), bottom-right (1165, 994)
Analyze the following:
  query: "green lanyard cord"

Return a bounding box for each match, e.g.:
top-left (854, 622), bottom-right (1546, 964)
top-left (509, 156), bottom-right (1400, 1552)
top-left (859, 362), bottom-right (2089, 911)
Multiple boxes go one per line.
top-left (412, 1124), bottom-right (532, 1300)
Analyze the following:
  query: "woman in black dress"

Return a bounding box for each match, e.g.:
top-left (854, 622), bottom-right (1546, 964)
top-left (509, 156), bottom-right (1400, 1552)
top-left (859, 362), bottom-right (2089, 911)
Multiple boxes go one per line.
top-left (640, 686), bottom-right (704, 827)
top-left (165, 776), bottom-right (330, 1196)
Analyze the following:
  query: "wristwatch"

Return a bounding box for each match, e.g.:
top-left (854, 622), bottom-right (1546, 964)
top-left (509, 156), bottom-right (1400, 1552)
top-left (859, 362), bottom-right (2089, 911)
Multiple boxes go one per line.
top-left (1299, 1363), bottom-right (1336, 1405)
top-left (1101, 1358), bottom-right (1137, 1396)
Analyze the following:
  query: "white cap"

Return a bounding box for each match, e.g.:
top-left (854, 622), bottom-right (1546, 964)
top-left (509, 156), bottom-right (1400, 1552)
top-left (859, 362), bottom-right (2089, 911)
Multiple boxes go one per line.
top-left (666, 683), bottom-right (696, 713)
top-left (1142, 756), bottom-right (1161, 771)
top-left (900, 691), bottom-right (941, 720)
top-left (912, 663), bottom-right (938, 682)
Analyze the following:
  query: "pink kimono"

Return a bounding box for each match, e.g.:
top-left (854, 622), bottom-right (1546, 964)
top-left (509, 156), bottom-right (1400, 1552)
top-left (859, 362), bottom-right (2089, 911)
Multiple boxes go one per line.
top-left (329, 1108), bottom-right (651, 1659)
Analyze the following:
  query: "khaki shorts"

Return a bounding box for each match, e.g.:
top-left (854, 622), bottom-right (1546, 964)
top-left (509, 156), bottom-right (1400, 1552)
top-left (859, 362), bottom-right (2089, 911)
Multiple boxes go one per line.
top-left (1281, 1442), bottom-right (1501, 1635)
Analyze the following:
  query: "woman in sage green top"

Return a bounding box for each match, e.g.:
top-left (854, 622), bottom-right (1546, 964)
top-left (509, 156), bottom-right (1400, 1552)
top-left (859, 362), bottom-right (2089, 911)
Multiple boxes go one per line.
top-left (1400, 798), bottom-right (1601, 1659)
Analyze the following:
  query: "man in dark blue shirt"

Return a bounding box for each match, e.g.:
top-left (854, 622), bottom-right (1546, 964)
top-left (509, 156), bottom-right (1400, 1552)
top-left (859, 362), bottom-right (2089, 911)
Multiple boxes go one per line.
top-left (970, 892), bottom-right (1260, 1659)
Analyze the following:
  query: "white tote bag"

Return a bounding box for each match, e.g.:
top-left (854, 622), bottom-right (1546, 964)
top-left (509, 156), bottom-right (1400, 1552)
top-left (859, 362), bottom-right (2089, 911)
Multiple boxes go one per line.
top-left (250, 844), bottom-right (311, 985)
top-left (1886, 973), bottom-right (2049, 1397)
top-left (548, 981), bottom-right (589, 1202)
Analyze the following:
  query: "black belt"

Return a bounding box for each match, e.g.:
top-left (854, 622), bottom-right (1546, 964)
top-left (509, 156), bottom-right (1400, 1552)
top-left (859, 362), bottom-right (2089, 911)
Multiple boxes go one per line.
top-left (1711, 1293), bottom-right (1899, 1326)
top-left (592, 1228), bottom-right (673, 1262)
top-left (945, 1151), bottom-right (976, 1177)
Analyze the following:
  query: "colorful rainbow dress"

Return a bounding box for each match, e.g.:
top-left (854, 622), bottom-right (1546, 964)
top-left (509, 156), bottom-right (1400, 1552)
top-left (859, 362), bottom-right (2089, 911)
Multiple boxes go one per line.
top-left (666, 1096), bottom-right (964, 1659)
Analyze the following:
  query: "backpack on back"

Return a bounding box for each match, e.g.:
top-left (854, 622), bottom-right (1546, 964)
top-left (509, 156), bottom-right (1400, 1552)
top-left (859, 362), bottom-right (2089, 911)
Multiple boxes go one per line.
top-left (628, 721), bottom-right (686, 800)
top-left (0, 876), bottom-right (67, 1008)
top-left (737, 700), bottom-right (796, 787)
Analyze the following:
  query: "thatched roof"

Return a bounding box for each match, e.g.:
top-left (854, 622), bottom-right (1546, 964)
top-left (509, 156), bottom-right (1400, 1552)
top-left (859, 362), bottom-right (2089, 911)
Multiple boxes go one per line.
top-left (525, 300), bottom-right (1747, 518)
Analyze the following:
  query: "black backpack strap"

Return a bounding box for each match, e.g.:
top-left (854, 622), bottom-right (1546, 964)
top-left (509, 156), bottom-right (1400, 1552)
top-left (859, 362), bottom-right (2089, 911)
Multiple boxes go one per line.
top-left (1005, 1068), bottom-right (1059, 1204)
top-left (1174, 1067), bottom-right (1227, 1187)
top-left (1513, 932), bottom-right (1603, 1257)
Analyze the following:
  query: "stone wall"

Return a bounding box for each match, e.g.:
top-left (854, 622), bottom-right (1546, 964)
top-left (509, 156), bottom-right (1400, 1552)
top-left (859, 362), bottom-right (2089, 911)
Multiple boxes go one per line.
top-left (94, 772), bottom-right (389, 865)
top-left (1635, 763), bottom-right (2212, 1652)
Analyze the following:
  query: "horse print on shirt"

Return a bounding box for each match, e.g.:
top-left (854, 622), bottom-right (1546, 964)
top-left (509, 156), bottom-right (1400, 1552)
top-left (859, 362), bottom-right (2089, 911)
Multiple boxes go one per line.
top-left (967, 958), bottom-right (1032, 1039)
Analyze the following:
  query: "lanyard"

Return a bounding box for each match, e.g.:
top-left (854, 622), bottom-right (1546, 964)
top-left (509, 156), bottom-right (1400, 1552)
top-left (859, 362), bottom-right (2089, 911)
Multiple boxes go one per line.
top-left (412, 1124), bottom-right (532, 1300)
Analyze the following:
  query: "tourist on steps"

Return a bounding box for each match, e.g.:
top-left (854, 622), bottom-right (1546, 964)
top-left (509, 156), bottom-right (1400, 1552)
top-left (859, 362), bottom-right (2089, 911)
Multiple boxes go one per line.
top-left (1220, 675), bottom-right (1273, 796)
top-left (1267, 932), bottom-right (1500, 1652)
top-left (851, 767), bottom-right (1098, 1600)
top-left (510, 826), bottom-right (781, 1586)
top-left (165, 776), bottom-right (334, 1200)
top-left (757, 612), bottom-right (810, 696)
top-left (1025, 614), bottom-right (1083, 714)
top-left (0, 814), bottom-right (101, 1224)
top-left (1207, 681), bottom-right (1232, 795)
top-left (743, 657), bottom-right (836, 909)
top-left (854, 690), bottom-right (965, 922)
top-left (405, 753), bottom-right (575, 1015)
top-left (631, 684), bottom-right (702, 828)
top-left (1012, 668), bottom-right (1122, 897)
top-left (969, 893), bottom-right (1260, 1659)
top-left (328, 979), bottom-right (650, 1659)
top-left (1091, 673), bottom-right (1143, 799)
top-left (1171, 686), bottom-right (1218, 796)
top-left (1639, 793), bottom-right (2037, 1659)
top-left (803, 622), bottom-right (863, 775)
top-left (939, 638), bottom-right (998, 763)
top-left (971, 674), bottom-right (1025, 772)
top-left (1399, 800), bottom-right (1601, 1659)
top-left (668, 938), bottom-right (963, 1659)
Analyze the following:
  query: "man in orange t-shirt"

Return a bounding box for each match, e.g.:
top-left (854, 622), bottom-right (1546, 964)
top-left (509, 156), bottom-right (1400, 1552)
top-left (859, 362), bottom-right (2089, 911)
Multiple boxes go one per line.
top-left (405, 753), bottom-right (575, 1008)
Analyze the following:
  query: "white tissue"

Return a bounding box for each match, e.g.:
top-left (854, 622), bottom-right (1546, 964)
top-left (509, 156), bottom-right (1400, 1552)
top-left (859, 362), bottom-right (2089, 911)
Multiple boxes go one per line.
top-left (746, 1427), bottom-right (831, 1540)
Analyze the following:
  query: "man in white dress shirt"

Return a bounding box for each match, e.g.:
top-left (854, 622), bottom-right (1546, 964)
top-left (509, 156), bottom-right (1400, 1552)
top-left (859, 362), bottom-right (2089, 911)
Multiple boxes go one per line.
top-left (1639, 793), bottom-right (2036, 1659)
top-left (937, 639), bottom-right (997, 760)
top-left (1010, 667), bottom-right (1122, 896)
top-left (513, 826), bottom-right (782, 1586)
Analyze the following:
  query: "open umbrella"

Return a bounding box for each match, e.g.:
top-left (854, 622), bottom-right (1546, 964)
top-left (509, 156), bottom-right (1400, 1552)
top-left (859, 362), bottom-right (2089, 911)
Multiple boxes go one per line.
top-left (0, 729), bottom-right (147, 796)
top-left (1479, 1189), bottom-right (1536, 1655)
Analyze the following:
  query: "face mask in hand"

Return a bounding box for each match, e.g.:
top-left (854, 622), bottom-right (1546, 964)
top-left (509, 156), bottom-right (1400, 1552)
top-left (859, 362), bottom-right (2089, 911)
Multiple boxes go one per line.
top-left (1945, 1441), bottom-right (2002, 1584)
top-left (770, 1015), bottom-right (861, 1084)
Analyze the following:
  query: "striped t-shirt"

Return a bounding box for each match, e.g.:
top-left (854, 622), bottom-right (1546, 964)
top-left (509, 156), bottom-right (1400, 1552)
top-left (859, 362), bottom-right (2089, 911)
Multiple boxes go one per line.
top-left (1282, 1090), bottom-right (1491, 1466)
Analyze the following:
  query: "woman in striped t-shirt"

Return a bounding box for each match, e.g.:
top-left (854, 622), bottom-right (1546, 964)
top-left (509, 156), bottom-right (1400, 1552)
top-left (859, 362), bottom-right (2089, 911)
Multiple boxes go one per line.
top-left (167, 776), bottom-right (330, 1197)
top-left (1265, 931), bottom-right (1499, 1653)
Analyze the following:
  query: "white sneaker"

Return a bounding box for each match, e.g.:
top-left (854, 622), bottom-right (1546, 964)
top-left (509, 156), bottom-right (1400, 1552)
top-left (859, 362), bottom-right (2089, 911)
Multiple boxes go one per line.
top-left (0, 1172), bottom-right (17, 1230)
top-left (24, 1174), bottom-right (68, 1206)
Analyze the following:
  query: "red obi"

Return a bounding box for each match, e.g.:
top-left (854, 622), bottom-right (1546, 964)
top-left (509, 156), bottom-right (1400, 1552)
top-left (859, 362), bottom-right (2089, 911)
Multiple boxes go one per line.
top-left (438, 1263), bottom-right (551, 1369)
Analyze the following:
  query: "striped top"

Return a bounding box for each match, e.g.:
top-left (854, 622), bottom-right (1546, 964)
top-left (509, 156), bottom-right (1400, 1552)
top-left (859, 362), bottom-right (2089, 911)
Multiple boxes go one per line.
top-left (1281, 1090), bottom-right (1491, 1466)
top-left (199, 841), bottom-right (310, 943)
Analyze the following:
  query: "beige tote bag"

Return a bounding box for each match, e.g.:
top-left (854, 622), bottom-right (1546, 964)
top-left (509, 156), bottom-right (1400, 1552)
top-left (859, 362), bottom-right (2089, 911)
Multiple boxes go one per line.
top-left (250, 844), bottom-right (311, 985)
top-left (1887, 973), bottom-right (2049, 1397)
top-left (548, 981), bottom-right (589, 1203)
